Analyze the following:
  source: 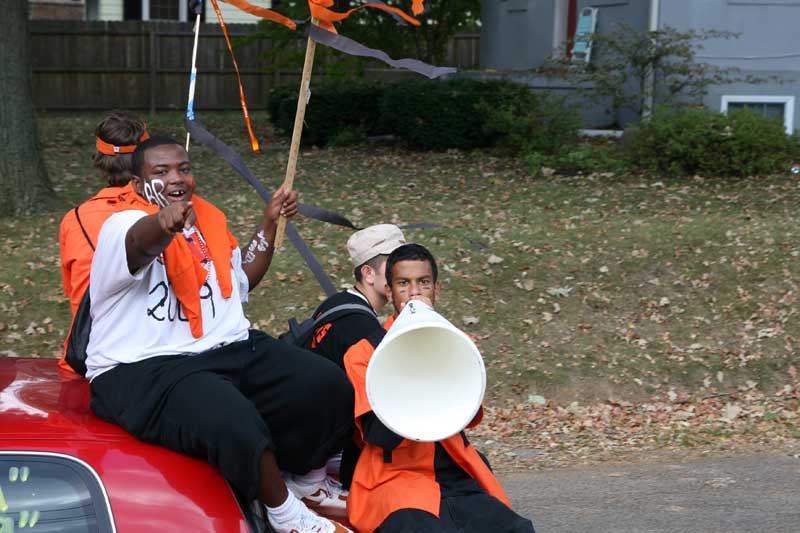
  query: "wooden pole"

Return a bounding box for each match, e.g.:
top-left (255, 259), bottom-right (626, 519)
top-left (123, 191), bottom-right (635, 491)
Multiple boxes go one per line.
top-left (274, 18), bottom-right (318, 249)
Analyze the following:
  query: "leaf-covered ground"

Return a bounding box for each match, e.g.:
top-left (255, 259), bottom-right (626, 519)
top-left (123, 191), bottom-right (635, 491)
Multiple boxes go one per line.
top-left (1, 112), bottom-right (799, 468)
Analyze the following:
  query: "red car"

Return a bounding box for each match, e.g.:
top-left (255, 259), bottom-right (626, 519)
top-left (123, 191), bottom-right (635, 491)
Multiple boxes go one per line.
top-left (0, 357), bottom-right (270, 532)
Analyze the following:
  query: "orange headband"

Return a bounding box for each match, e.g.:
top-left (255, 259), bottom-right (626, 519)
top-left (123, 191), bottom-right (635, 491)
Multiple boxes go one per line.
top-left (95, 128), bottom-right (150, 156)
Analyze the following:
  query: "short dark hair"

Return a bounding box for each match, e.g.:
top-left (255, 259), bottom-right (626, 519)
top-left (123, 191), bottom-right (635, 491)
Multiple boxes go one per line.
top-left (131, 136), bottom-right (184, 177)
top-left (353, 254), bottom-right (388, 283)
top-left (385, 243), bottom-right (438, 286)
top-left (93, 111), bottom-right (147, 186)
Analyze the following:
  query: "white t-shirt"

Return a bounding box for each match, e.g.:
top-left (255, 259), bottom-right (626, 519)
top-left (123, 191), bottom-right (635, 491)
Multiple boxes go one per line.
top-left (85, 210), bottom-right (251, 381)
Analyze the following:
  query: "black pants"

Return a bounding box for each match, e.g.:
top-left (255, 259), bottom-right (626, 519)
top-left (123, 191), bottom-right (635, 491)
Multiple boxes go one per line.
top-left (90, 330), bottom-right (355, 501)
top-left (376, 492), bottom-right (535, 533)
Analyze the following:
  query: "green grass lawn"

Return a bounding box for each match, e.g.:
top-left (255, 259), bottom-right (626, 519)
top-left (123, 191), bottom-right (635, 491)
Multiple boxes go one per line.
top-left (2, 111), bottom-right (800, 408)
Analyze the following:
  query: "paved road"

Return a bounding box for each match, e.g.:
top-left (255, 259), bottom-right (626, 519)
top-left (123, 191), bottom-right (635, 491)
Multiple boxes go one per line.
top-left (501, 453), bottom-right (800, 533)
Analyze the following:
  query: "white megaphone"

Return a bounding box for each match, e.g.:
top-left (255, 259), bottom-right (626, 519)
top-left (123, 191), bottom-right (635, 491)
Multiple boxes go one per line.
top-left (365, 299), bottom-right (486, 442)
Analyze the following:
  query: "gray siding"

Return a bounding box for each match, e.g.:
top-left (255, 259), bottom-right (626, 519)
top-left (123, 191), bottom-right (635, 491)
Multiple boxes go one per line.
top-left (480, 0), bottom-right (556, 70)
top-left (481, 0), bottom-right (800, 131)
top-left (480, 0), bottom-right (651, 127)
top-left (481, 0), bottom-right (650, 70)
top-left (577, 0), bottom-right (649, 41)
top-left (660, 0), bottom-right (800, 132)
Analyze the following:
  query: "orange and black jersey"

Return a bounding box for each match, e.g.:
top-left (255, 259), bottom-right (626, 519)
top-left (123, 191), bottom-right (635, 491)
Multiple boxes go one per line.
top-left (343, 316), bottom-right (512, 533)
top-left (301, 290), bottom-right (381, 370)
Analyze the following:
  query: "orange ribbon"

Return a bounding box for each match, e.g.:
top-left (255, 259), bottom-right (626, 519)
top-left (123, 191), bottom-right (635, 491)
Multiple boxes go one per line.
top-left (198, 0), bottom-right (426, 153)
top-left (209, 0), bottom-right (261, 153)
top-left (219, 0), bottom-right (297, 30)
top-left (308, 0), bottom-right (423, 33)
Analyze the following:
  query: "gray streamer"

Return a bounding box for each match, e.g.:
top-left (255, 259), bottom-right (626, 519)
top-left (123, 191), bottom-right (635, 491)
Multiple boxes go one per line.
top-left (309, 24), bottom-right (456, 79)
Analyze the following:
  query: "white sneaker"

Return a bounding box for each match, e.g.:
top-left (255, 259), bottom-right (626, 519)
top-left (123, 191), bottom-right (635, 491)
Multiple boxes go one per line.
top-left (268, 505), bottom-right (353, 533)
top-left (326, 451), bottom-right (343, 476)
top-left (284, 474), bottom-right (348, 517)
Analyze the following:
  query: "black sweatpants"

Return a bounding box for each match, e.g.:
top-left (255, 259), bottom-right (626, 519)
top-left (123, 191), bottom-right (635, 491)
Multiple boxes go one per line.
top-left (376, 492), bottom-right (535, 533)
top-left (89, 330), bottom-right (355, 501)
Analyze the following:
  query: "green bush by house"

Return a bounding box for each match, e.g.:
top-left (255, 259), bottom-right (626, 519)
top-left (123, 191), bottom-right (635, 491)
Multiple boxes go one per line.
top-left (266, 78), bottom-right (579, 152)
top-left (624, 107), bottom-right (797, 177)
top-left (267, 81), bottom-right (385, 147)
top-left (524, 142), bottom-right (627, 177)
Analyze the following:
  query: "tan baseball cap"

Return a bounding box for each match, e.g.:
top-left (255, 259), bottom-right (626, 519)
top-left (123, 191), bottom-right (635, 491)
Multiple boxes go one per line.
top-left (347, 224), bottom-right (406, 267)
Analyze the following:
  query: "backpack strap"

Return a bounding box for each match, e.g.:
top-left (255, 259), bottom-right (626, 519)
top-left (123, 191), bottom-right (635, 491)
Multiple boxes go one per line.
top-left (311, 302), bottom-right (377, 329)
top-left (284, 300), bottom-right (378, 347)
top-left (73, 204), bottom-right (95, 251)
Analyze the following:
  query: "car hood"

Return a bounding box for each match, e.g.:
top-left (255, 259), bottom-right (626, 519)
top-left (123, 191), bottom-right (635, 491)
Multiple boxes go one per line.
top-left (0, 357), bottom-right (130, 441)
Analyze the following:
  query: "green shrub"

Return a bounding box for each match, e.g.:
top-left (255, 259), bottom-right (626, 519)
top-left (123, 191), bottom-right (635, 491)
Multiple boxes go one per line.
top-left (380, 78), bottom-right (578, 151)
top-left (268, 81), bottom-right (385, 146)
top-left (482, 90), bottom-right (580, 156)
top-left (328, 126), bottom-right (368, 147)
top-left (377, 78), bottom-right (498, 150)
top-left (266, 77), bottom-right (580, 152)
top-left (266, 84), bottom-right (296, 125)
top-left (524, 143), bottom-right (627, 176)
top-left (624, 107), bottom-right (797, 177)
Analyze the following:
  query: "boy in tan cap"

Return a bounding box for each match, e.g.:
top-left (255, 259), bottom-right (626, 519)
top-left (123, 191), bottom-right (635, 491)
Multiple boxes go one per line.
top-left (301, 224), bottom-right (406, 369)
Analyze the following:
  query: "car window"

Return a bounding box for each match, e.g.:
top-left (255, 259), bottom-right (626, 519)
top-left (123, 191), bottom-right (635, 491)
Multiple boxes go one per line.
top-left (0, 453), bottom-right (114, 532)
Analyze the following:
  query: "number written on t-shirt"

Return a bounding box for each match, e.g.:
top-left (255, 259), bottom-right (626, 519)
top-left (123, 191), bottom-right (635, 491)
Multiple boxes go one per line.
top-left (146, 281), bottom-right (216, 322)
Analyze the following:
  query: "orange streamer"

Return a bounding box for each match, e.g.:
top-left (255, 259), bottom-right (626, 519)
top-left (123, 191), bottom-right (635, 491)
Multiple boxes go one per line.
top-left (308, 0), bottom-right (422, 33)
top-left (219, 0), bottom-right (297, 30)
top-left (209, 0), bottom-right (261, 153)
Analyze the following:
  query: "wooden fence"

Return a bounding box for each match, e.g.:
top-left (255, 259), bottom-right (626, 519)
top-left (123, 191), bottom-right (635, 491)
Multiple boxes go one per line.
top-left (29, 20), bottom-right (479, 111)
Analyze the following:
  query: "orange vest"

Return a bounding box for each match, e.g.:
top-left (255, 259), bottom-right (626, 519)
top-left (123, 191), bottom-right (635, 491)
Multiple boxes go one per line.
top-left (58, 186), bottom-right (136, 372)
top-left (343, 315), bottom-right (511, 533)
top-left (59, 187), bottom-right (134, 317)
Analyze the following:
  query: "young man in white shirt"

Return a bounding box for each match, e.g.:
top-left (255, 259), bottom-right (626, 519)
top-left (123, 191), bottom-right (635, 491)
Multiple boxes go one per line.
top-left (86, 136), bottom-right (353, 533)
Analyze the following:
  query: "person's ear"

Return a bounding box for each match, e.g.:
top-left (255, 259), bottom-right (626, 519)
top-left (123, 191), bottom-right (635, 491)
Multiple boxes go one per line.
top-left (363, 265), bottom-right (375, 286)
top-left (384, 282), bottom-right (393, 304)
top-left (131, 174), bottom-right (144, 195)
top-left (434, 280), bottom-right (441, 300)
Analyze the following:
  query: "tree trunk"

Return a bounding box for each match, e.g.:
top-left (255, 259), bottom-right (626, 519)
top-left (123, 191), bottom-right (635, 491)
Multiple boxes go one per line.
top-left (0, 0), bottom-right (55, 216)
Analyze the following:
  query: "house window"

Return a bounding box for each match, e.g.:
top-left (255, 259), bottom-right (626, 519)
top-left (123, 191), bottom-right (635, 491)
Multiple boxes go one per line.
top-left (721, 95), bottom-right (795, 134)
top-left (124, 0), bottom-right (190, 21)
top-left (149, 0), bottom-right (179, 19)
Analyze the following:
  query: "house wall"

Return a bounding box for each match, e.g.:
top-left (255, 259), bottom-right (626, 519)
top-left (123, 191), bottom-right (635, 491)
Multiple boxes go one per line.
top-left (206, 0), bottom-right (272, 24)
top-left (577, 0), bottom-right (649, 43)
top-left (99, 0), bottom-right (123, 20)
top-left (480, 0), bottom-right (652, 127)
top-left (480, 0), bottom-right (556, 70)
top-left (90, 0), bottom-right (269, 22)
top-left (29, 0), bottom-right (85, 20)
top-left (481, 0), bottom-right (650, 71)
top-left (659, 0), bottom-right (800, 132)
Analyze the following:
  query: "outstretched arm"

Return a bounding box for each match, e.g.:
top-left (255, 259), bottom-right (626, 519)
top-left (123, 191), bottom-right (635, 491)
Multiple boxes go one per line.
top-left (125, 201), bottom-right (196, 274)
top-left (241, 188), bottom-right (298, 290)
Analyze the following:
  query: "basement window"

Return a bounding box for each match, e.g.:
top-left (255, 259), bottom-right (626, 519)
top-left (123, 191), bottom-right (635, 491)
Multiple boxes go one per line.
top-left (721, 95), bottom-right (795, 134)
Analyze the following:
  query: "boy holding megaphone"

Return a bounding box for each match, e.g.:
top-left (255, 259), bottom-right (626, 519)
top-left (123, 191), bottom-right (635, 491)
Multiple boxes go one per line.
top-left (343, 244), bottom-right (535, 532)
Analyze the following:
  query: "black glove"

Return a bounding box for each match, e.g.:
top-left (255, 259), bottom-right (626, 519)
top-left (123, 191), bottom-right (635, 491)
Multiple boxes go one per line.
top-left (189, 0), bottom-right (202, 15)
